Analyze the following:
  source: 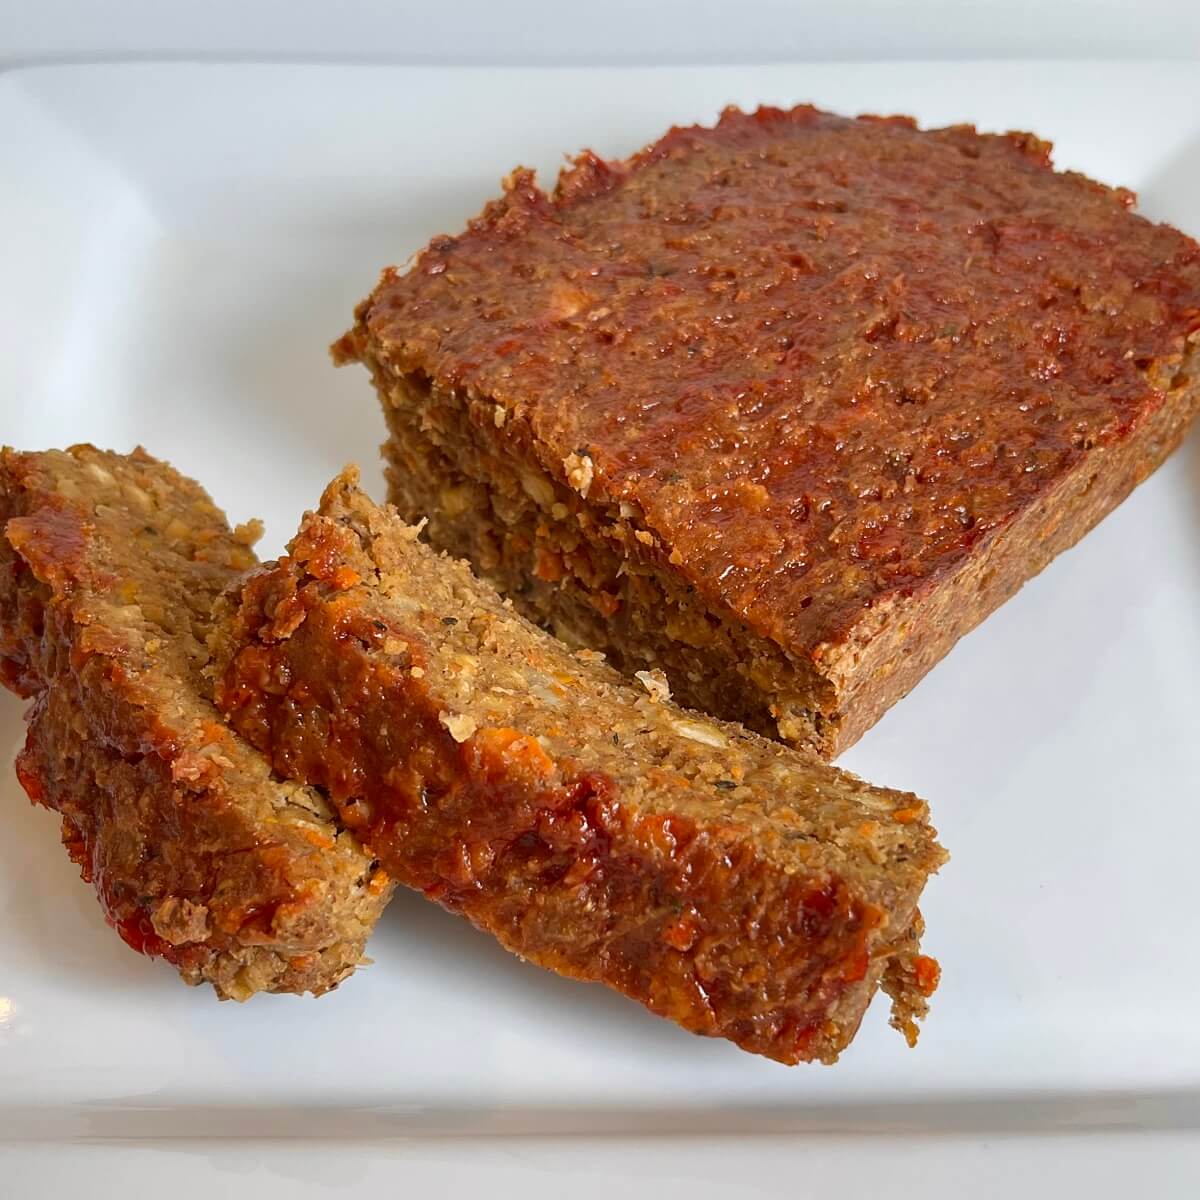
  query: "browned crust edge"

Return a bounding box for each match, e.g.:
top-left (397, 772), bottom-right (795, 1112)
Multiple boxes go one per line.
top-left (821, 339), bottom-right (1200, 751)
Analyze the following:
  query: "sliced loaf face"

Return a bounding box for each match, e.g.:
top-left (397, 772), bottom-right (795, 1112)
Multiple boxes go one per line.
top-left (212, 470), bottom-right (945, 1063)
top-left (0, 447), bottom-right (393, 999)
top-left (338, 104), bottom-right (1200, 756)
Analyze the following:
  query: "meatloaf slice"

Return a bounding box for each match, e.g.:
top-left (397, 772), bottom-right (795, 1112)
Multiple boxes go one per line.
top-left (211, 470), bottom-right (946, 1063)
top-left (0, 447), bottom-right (393, 999)
top-left (336, 104), bottom-right (1200, 757)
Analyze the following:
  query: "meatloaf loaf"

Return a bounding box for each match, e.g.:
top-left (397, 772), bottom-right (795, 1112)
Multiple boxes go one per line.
top-left (211, 469), bottom-right (945, 1063)
top-left (0, 447), bottom-right (393, 998)
top-left (335, 104), bottom-right (1200, 757)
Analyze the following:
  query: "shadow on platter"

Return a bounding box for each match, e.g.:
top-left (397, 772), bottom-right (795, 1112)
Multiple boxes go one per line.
top-left (370, 884), bottom-right (714, 1058)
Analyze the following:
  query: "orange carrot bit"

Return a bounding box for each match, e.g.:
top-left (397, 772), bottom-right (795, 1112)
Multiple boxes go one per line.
top-left (533, 545), bottom-right (565, 583)
top-left (588, 590), bottom-right (621, 617)
top-left (661, 914), bottom-right (699, 952)
top-left (912, 954), bottom-right (941, 995)
top-left (475, 727), bottom-right (557, 777)
top-left (298, 825), bottom-right (336, 850)
top-left (331, 565), bottom-right (361, 590)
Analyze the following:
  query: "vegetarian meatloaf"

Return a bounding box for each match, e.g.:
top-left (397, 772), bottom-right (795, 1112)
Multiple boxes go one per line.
top-left (211, 469), bottom-right (945, 1064)
top-left (335, 104), bottom-right (1200, 757)
top-left (0, 447), bottom-right (392, 999)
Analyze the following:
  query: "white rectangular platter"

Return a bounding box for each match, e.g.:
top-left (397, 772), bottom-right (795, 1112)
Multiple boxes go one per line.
top-left (1, 60), bottom-right (1198, 1189)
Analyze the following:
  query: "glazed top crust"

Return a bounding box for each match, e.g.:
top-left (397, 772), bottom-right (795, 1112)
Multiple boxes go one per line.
top-left (355, 105), bottom-right (1200, 655)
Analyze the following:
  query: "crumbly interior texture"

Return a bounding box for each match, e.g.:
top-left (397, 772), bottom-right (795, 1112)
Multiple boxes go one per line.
top-left (376, 368), bottom-right (835, 752)
top-left (0, 446), bottom-right (392, 999)
top-left (337, 103), bottom-right (1200, 757)
top-left (370, 345), bottom-right (1200, 757)
top-left (212, 471), bottom-right (946, 1063)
